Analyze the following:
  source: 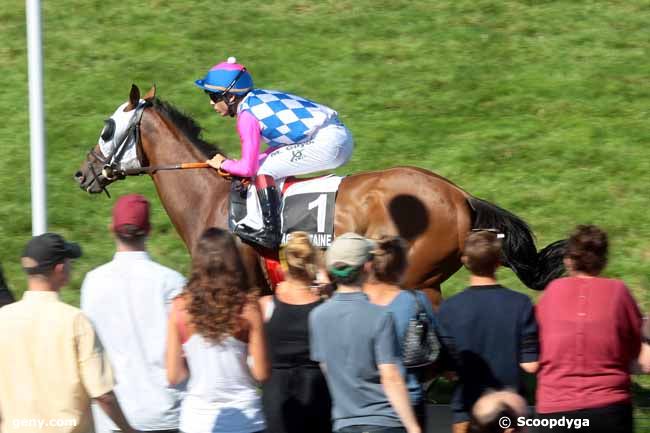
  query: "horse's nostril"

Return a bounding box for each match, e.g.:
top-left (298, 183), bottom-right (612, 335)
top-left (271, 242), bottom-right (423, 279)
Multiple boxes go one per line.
top-left (74, 171), bottom-right (84, 182)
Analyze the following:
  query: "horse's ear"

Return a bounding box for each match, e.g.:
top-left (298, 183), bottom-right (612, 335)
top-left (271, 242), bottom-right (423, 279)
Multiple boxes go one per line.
top-left (124, 84), bottom-right (140, 111)
top-left (143, 84), bottom-right (156, 101)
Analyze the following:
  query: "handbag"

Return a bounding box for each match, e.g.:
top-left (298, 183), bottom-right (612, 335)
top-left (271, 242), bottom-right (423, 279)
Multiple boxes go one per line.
top-left (401, 290), bottom-right (441, 368)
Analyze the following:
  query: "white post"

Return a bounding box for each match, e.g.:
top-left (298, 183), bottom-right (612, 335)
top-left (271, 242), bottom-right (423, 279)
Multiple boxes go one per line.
top-left (26, 0), bottom-right (47, 235)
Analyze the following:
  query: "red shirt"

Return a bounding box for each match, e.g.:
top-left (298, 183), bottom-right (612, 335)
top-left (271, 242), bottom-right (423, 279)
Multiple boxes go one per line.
top-left (535, 277), bottom-right (642, 413)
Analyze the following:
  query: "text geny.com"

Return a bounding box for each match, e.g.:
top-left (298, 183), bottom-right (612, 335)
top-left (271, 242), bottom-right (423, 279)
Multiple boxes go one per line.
top-left (12, 418), bottom-right (78, 429)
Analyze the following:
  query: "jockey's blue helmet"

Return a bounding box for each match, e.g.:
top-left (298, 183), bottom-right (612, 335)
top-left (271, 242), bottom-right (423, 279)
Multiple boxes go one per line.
top-left (194, 57), bottom-right (253, 96)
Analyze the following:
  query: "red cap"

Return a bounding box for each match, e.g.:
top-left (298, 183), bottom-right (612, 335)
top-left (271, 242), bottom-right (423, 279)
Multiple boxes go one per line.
top-left (112, 194), bottom-right (151, 235)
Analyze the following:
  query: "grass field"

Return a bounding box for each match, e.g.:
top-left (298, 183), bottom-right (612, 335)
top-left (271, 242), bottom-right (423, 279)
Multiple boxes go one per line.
top-left (2, 0), bottom-right (650, 426)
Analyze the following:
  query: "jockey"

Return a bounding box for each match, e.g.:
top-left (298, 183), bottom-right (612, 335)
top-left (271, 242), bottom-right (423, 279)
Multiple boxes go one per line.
top-left (196, 57), bottom-right (354, 249)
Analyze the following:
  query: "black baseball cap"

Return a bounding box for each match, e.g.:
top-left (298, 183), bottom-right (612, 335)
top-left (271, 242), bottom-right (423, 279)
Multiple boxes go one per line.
top-left (21, 233), bottom-right (82, 275)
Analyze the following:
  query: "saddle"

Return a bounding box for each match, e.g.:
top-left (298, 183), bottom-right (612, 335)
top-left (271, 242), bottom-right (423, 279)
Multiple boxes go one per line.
top-left (228, 175), bottom-right (343, 249)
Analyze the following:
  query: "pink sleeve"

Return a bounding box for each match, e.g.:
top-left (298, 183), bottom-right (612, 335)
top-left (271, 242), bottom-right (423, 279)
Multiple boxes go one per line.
top-left (220, 110), bottom-right (262, 177)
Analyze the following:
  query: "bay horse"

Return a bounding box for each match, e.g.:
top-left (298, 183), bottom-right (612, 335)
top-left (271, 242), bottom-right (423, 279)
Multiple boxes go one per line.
top-left (74, 85), bottom-right (566, 306)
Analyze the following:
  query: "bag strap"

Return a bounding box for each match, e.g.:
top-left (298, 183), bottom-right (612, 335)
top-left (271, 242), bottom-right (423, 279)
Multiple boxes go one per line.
top-left (407, 289), bottom-right (425, 316)
top-left (264, 296), bottom-right (276, 321)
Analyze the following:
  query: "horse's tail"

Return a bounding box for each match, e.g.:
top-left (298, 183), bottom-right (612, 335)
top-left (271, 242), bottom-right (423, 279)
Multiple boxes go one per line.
top-left (467, 197), bottom-right (566, 290)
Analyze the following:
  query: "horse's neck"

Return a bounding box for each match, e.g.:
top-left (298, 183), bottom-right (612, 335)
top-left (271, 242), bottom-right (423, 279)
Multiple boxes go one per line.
top-left (142, 110), bottom-right (230, 252)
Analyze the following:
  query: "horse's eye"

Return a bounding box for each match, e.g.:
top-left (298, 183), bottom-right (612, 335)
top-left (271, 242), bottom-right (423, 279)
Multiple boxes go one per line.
top-left (101, 119), bottom-right (116, 141)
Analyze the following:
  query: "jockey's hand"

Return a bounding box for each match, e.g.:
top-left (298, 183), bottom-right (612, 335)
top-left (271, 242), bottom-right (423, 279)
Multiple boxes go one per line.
top-left (206, 154), bottom-right (226, 170)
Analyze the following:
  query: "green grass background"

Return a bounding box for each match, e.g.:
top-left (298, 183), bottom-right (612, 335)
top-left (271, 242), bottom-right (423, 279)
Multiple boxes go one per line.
top-left (2, 0), bottom-right (650, 425)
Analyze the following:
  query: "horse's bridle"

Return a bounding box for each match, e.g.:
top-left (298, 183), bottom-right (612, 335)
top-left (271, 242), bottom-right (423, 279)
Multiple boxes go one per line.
top-left (84, 99), bottom-right (233, 196)
top-left (103, 100), bottom-right (151, 177)
top-left (84, 100), bottom-right (151, 197)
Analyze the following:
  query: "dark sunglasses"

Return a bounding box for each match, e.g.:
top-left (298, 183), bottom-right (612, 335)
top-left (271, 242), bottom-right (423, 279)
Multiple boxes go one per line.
top-left (205, 90), bottom-right (225, 103)
top-left (203, 67), bottom-right (248, 103)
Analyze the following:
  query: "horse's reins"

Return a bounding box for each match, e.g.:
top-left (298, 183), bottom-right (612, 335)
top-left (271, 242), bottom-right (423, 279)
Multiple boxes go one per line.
top-left (112, 163), bottom-right (238, 186)
top-left (89, 99), bottom-right (238, 196)
top-left (104, 70), bottom-right (248, 181)
top-left (111, 162), bottom-right (211, 177)
top-left (102, 102), bottom-right (211, 176)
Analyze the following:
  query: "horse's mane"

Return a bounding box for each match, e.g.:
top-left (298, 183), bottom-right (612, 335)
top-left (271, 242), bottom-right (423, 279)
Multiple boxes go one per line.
top-left (152, 98), bottom-right (223, 158)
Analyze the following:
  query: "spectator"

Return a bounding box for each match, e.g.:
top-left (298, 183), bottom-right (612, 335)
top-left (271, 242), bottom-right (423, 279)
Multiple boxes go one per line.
top-left (166, 228), bottom-right (269, 433)
top-left (535, 225), bottom-right (642, 433)
top-left (435, 230), bottom-right (539, 433)
top-left (0, 262), bottom-right (15, 307)
top-left (0, 233), bottom-right (137, 433)
top-left (81, 194), bottom-right (185, 432)
top-left (259, 231), bottom-right (332, 433)
top-left (469, 390), bottom-right (528, 433)
top-left (363, 235), bottom-right (437, 426)
top-left (309, 232), bottom-right (421, 433)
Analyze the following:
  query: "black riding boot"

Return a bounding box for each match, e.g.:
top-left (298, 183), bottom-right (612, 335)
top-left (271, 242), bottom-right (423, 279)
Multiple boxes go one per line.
top-left (234, 176), bottom-right (282, 249)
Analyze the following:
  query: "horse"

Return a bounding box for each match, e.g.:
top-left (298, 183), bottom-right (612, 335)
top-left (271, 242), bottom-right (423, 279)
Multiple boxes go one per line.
top-left (74, 85), bottom-right (566, 306)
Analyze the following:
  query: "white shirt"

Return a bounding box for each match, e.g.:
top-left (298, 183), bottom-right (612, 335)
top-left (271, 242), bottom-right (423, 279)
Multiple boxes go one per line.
top-left (180, 335), bottom-right (265, 433)
top-left (81, 251), bottom-right (186, 431)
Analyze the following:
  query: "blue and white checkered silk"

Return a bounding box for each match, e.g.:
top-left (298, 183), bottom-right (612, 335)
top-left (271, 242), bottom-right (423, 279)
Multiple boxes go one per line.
top-left (238, 89), bottom-right (337, 147)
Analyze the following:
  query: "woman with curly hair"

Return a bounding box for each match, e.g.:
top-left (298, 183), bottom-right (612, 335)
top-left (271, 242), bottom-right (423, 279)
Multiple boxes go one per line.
top-left (166, 228), bottom-right (269, 433)
top-left (259, 232), bottom-right (332, 433)
top-left (534, 225), bottom-right (642, 433)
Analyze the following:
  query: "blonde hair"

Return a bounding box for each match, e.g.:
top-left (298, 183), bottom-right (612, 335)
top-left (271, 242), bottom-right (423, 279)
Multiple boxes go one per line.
top-left (282, 232), bottom-right (318, 282)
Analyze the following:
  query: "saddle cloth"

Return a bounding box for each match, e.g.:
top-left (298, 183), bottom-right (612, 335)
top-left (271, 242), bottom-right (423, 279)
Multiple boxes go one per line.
top-left (229, 175), bottom-right (343, 248)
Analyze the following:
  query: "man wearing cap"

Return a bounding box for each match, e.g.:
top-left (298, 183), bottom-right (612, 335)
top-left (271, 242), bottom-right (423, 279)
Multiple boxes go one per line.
top-left (81, 194), bottom-right (186, 433)
top-left (309, 233), bottom-right (421, 433)
top-left (0, 233), bottom-right (138, 433)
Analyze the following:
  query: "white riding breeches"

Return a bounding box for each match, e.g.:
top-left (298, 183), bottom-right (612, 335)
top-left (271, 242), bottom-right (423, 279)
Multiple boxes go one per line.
top-left (257, 120), bottom-right (354, 181)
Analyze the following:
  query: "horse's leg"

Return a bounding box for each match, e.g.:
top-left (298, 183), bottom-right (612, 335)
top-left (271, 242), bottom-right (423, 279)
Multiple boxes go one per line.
top-left (237, 241), bottom-right (273, 295)
top-left (404, 246), bottom-right (466, 311)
